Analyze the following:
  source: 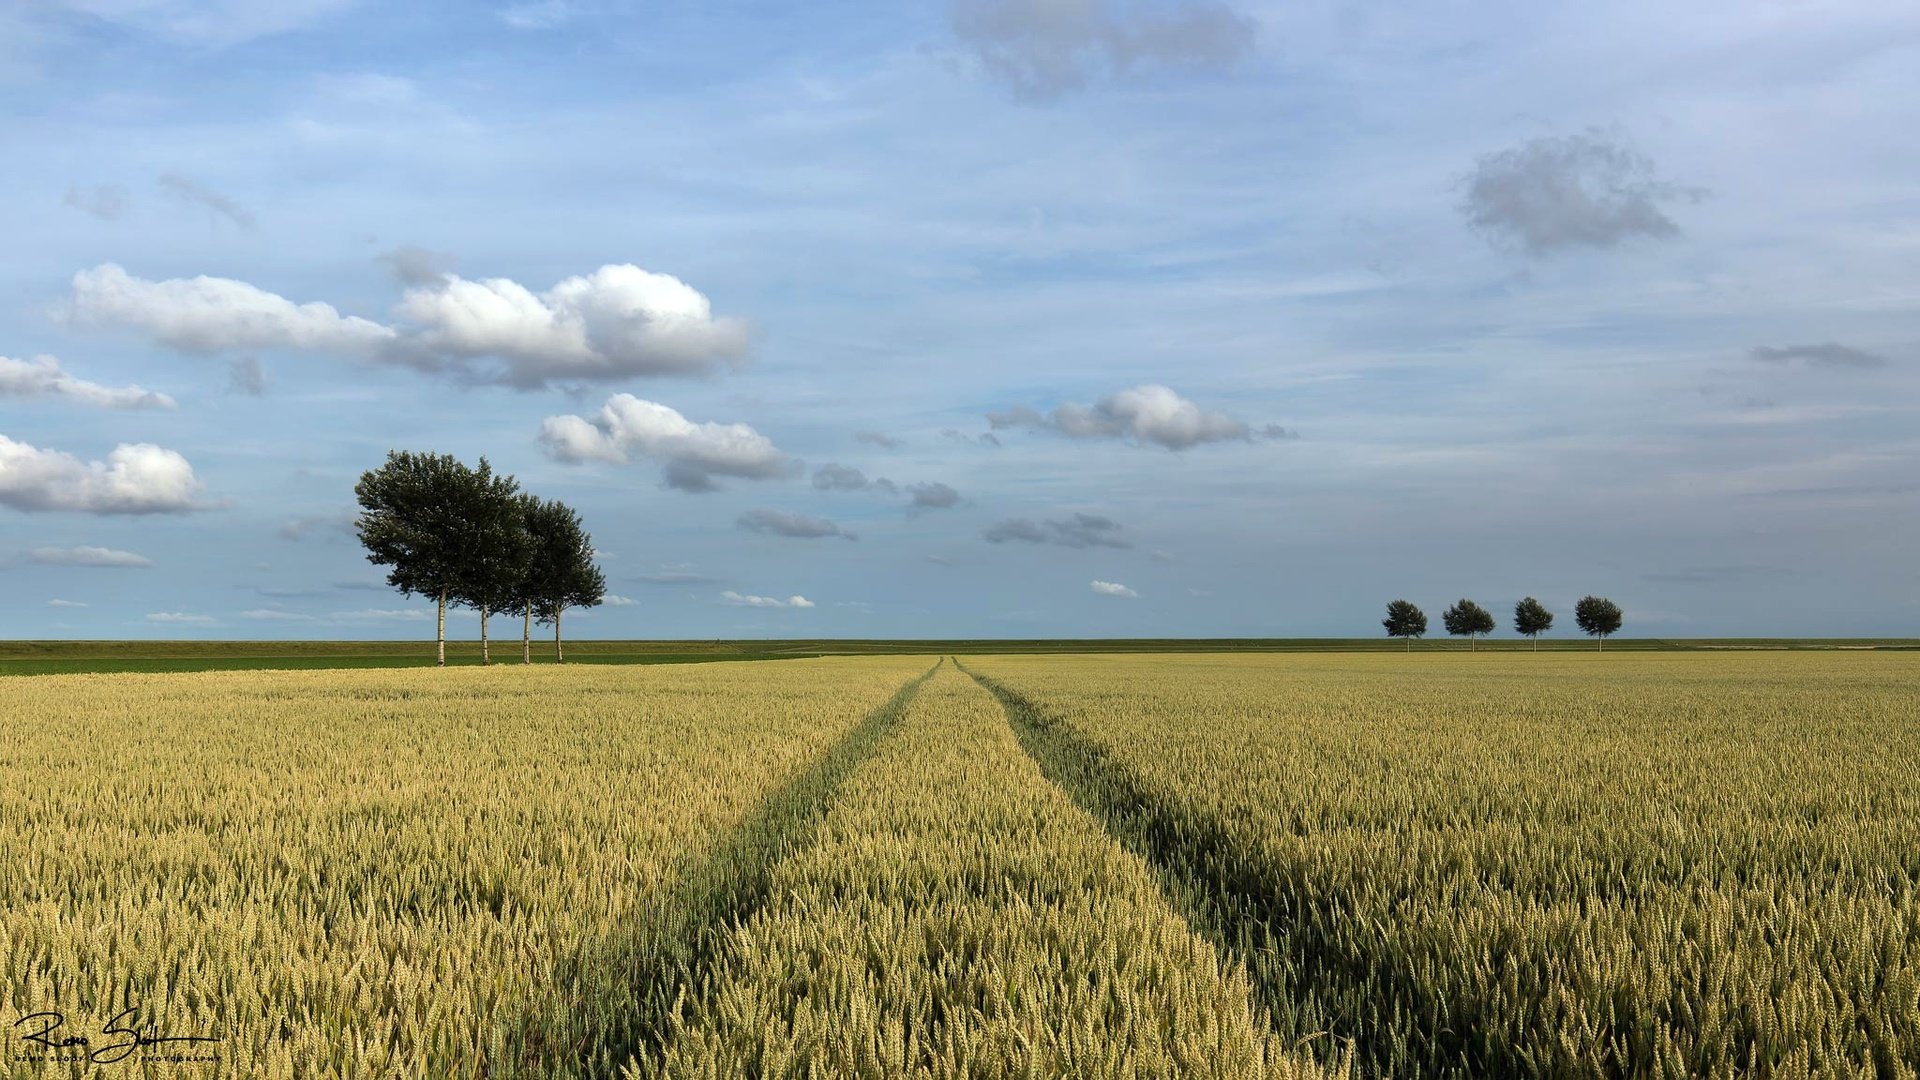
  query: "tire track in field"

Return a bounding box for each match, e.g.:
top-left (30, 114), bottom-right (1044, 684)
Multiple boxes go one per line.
top-left (959, 659), bottom-right (1479, 1078)
top-left (508, 658), bottom-right (943, 1079)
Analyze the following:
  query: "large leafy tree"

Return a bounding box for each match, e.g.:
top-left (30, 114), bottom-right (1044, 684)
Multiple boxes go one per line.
top-left (355, 451), bottom-right (486, 666)
top-left (521, 497), bottom-right (605, 663)
top-left (1574, 595), bottom-right (1624, 651)
top-left (1382, 599), bottom-right (1427, 652)
top-left (1513, 597), bottom-right (1554, 650)
top-left (447, 459), bottom-right (530, 667)
top-left (1442, 598), bottom-right (1496, 651)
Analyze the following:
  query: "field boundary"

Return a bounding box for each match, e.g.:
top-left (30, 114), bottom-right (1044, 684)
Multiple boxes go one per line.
top-left (506, 658), bottom-right (942, 1077)
top-left (959, 659), bottom-right (1488, 1076)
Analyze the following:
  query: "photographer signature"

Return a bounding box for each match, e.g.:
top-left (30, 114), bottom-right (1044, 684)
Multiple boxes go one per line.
top-left (13, 1006), bottom-right (221, 1064)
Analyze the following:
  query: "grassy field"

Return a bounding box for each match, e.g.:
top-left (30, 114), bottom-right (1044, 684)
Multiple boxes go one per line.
top-left (3, 635), bottom-right (1914, 676)
top-left (1, 652), bottom-right (1914, 1076)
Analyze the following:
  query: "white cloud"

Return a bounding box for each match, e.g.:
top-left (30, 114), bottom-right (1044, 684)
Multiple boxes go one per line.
top-left (604, 594), bottom-right (636, 606)
top-left (47, 599), bottom-right (87, 608)
top-left (0, 435), bottom-right (207, 514)
top-left (720, 590), bottom-right (814, 608)
top-left (540, 394), bottom-right (793, 492)
top-left (952, 0), bottom-right (1256, 101)
top-left (27, 545), bottom-right (152, 567)
top-left (0, 355), bottom-right (175, 409)
top-left (278, 509), bottom-right (356, 540)
top-left (146, 611), bottom-right (216, 624)
top-left (1091, 579), bottom-right (1139, 598)
top-left (393, 264), bottom-right (749, 387)
top-left (988, 384), bottom-right (1260, 450)
top-left (68, 263), bottom-right (396, 355)
top-left (68, 262), bottom-right (750, 390)
top-left (239, 608), bottom-right (315, 621)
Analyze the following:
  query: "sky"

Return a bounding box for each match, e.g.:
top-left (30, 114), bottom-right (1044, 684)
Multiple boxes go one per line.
top-left (1, 0), bottom-right (1916, 640)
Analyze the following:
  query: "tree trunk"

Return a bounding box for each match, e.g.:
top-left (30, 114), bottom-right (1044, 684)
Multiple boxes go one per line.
top-left (1532, 633), bottom-right (1538, 652)
top-left (481, 605), bottom-right (490, 666)
top-left (1599, 634), bottom-right (1604, 653)
top-left (437, 590), bottom-right (447, 667)
top-left (522, 601), bottom-right (532, 665)
top-left (1405, 636), bottom-right (1411, 653)
top-left (555, 606), bottom-right (565, 664)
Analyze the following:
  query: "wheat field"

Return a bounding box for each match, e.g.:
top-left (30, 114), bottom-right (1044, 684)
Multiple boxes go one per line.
top-left (2, 652), bottom-right (1915, 1077)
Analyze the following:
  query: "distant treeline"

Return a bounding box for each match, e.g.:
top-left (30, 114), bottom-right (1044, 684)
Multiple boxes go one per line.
top-left (1382, 596), bottom-right (1624, 651)
top-left (355, 451), bottom-right (606, 665)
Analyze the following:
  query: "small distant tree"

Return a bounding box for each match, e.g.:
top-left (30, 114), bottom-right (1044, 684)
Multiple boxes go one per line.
top-left (523, 498), bottom-right (605, 663)
top-left (1513, 597), bottom-right (1553, 650)
top-left (1442, 598), bottom-right (1495, 651)
top-left (1382, 599), bottom-right (1427, 652)
top-left (448, 459), bottom-right (530, 667)
top-left (1573, 595), bottom-right (1624, 651)
top-left (355, 451), bottom-right (480, 666)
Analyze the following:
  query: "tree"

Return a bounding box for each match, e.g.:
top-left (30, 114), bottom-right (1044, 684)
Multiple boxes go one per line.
top-left (522, 497), bottom-right (605, 663)
top-left (1382, 599), bottom-right (1427, 652)
top-left (1513, 597), bottom-right (1553, 650)
top-left (1442, 598), bottom-right (1495, 651)
top-left (355, 451), bottom-right (483, 666)
top-left (1573, 595), bottom-right (1623, 651)
top-left (447, 459), bottom-right (530, 667)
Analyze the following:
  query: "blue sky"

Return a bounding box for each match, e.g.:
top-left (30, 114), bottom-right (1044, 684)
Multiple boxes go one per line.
top-left (2, 0), bottom-right (1916, 639)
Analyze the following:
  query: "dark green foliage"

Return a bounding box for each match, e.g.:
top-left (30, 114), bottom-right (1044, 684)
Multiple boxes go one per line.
top-left (447, 459), bottom-right (532, 617)
top-left (1574, 596), bottom-right (1624, 648)
top-left (1382, 600), bottom-right (1427, 649)
top-left (521, 497), bottom-right (606, 623)
top-left (1513, 597), bottom-right (1554, 642)
top-left (354, 451), bottom-right (477, 604)
top-left (1441, 599), bottom-right (1495, 648)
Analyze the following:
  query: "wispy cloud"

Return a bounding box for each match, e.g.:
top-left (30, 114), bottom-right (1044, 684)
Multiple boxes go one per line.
top-left (951, 0), bottom-right (1256, 101)
top-left (0, 355), bottom-right (174, 409)
top-left (159, 173), bottom-right (257, 231)
top-left (737, 508), bottom-right (857, 541)
top-left (1460, 129), bottom-right (1703, 256)
top-left (720, 590), bottom-right (814, 608)
top-left (1090, 579), bottom-right (1138, 598)
top-left (1751, 343), bottom-right (1888, 370)
top-left (26, 545), bottom-right (152, 568)
top-left (984, 513), bottom-right (1130, 549)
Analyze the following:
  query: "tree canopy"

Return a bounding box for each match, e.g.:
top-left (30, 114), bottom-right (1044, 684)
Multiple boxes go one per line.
top-left (1382, 600), bottom-right (1427, 648)
top-left (1574, 596), bottom-right (1624, 647)
top-left (1513, 597), bottom-right (1554, 644)
top-left (1442, 599), bottom-right (1495, 648)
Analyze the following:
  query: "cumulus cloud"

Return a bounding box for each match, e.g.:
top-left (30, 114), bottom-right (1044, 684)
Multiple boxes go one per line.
top-left (854, 430), bottom-right (903, 450)
top-left (907, 481), bottom-right (962, 513)
top-left (737, 508), bottom-right (857, 541)
top-left (604, 594), bottom-right (637, 606)
top-left (26, 545), bottom-right (152, 567)
top-left (390, 263), bottom-right (750, 387)
top-left (0, 435), bottom-right (207, 514)
top-left (951, 0), bottom-right (1256, 101)
top-left (988, 384), bottom-right (1266, 450)
top-left (1461, 130), bottom-right (1702, 256)
top-left (67, 261), bottom-right (749, 389)
top-left (539, 394), bottom-right (793, 492)
top-left (64, 184), bottom-right (129, 221)
top-left (159, 173), bottom-right (256, 231)
top-left (984, 512), bottom-right (1130, 549)
top-left (1751, 343), bottom-right (1888, 370)
top-left (720, 590), bottom-right (814, 608)
top-left (0, 355), bottom-right (175, 409)
top-left (1091, 579), bottom-right (1139, 598)
top-left (229, 356), bottom-right (267, 395)
top-left (68, 263), bottom-right (396, 355)
top-left (813, 463), bottom-right (896, 493)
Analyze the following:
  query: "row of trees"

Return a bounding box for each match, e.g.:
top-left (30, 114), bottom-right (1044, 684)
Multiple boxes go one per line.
top-left (1382, 596), bottom-right (1624, 651)
top-left (355, 451), bottom-right (606, 665)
